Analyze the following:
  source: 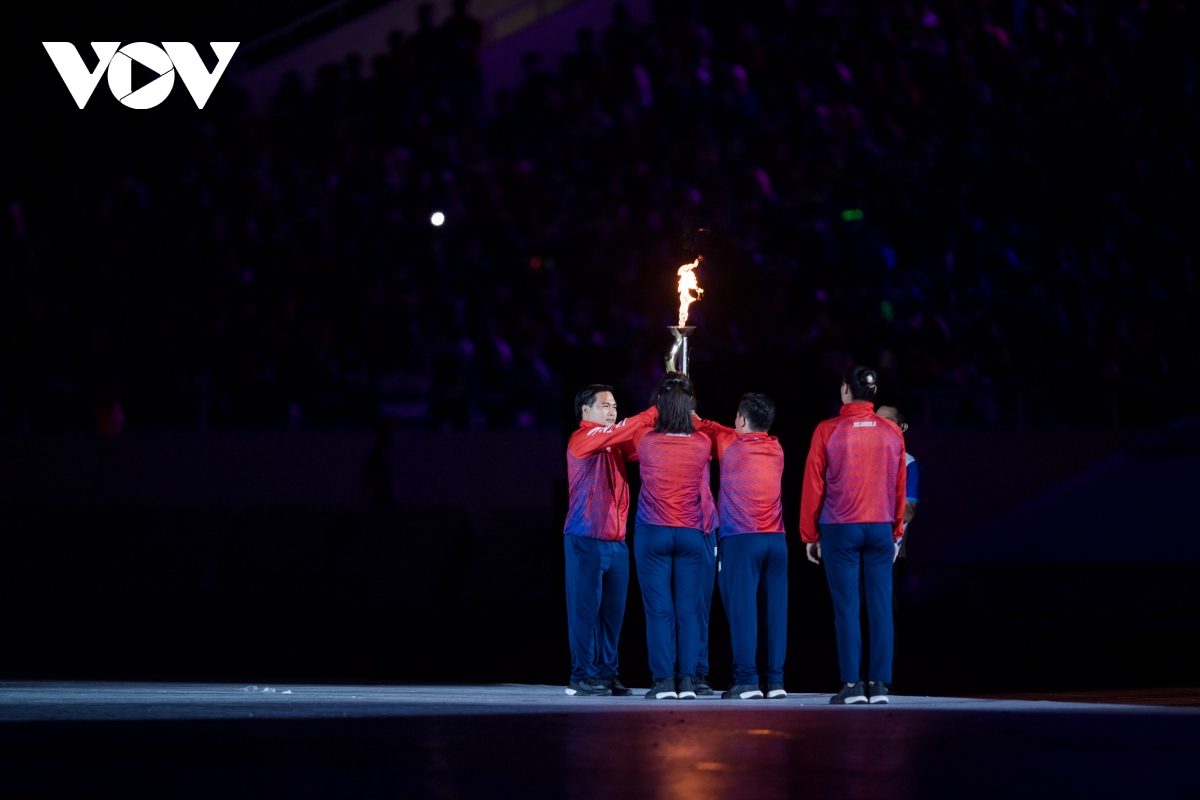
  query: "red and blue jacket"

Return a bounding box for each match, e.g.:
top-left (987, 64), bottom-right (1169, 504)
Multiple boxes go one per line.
top-left (697, 419), bottom-right (785, 537)
top-left (700, 459), bottom-right (718, 534)
top-left (564, 409), bottom-right (655, 541)
top-left (799, 401), bottom-right (906, 543)
top-left (633, 426), bottom-right (713, 530)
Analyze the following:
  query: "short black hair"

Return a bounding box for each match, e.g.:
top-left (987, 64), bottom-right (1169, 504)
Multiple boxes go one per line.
top-left (575, 384), bottom-right (614, 422)
top-left (843, 364), bottom-right (879, 401)
top-left (737, 393), bottom-right (775, 432)
top-left (876, 405), bottom-right (906, 427)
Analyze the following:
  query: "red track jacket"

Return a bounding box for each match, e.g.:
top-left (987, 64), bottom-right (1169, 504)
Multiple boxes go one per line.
top-left (799, 402), bottom-right (906, 543)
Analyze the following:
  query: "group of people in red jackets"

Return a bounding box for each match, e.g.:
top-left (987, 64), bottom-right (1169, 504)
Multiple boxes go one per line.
top-left (563, 365), bottom-right (907, 704)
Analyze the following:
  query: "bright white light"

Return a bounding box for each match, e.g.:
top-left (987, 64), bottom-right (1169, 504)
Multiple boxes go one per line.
top-left (430, 211), bottom-right (446, 227)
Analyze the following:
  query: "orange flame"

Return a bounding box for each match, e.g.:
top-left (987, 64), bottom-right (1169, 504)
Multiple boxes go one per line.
top-left (676, 257), bottom-right (703, 327)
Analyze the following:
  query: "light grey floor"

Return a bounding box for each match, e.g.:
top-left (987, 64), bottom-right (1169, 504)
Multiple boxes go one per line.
top-left (3, 680), bottom-right (1197, 722)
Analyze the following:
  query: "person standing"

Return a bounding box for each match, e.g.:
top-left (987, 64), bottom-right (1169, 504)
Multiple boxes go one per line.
top-left (694, 456), bottom-right (719, 697)
top-left (696, 393), bottom-right (787, 700)
top-left (563, 385), bottom-right (654, 697)
top-left (632, 373), bottom-right (713, 700)
top-left (874, 406), bottom-right (920, 558)
top-left (801, 366), bottom-right (906, 705)
top-left (874, 405), bottom-right (921, 683)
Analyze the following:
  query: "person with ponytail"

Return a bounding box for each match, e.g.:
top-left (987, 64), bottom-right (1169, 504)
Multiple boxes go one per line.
top-left (630, 372), bottom-right (714, 700)
top-left (800, 365), bottom-right (907, 705)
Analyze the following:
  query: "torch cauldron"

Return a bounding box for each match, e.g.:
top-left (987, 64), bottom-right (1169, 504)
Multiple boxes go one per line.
top-left (666, 257), bottom-right (703, 376)
top-left (665, 326), bottom-right (696, 376)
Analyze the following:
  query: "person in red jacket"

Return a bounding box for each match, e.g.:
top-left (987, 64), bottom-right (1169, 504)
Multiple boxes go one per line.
top-left (801, 365), bottom-right (906, 705)
top-left (563, 385), bottom-right (655, 697)
top-left (694, 425), bottom-right (719, 697)
top-left (631, 372), bottom-right (713, 700)
top-left (696, 392), bottom-right (787, 700)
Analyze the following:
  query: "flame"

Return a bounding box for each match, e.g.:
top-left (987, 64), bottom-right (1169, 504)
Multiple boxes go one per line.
top-left (676, 257), bottom-right (703, 327)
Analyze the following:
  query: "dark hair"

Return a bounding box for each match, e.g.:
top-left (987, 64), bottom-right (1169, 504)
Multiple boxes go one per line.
top-left (652, 372), bottom-right (695, 434)
top-left (574, 384), bottom-right (614, 422)
top-left (842, 364), bottom-right (879, 401)
top-left (737, 393), bottom-right (776, 431)
top-left (876, 405), bottom-right (906, 427)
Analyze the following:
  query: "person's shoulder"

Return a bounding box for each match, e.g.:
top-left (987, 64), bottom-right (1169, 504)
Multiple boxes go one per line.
top-left (859, 410), bottom-right (903, 441)
top-left (806, 417), bottom-right (842, 450)
top-left (736, 432), bottom-right (780, 444)
top-left (825, 414), bottom-right (861, 435)
top-left (816, 416), bottom-right (843, 432)
top-left (750, 435), bottom-right (785, 458)
top-left (567, 421), bottom-right (603, 445)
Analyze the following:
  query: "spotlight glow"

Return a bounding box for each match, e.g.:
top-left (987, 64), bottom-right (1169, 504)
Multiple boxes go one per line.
top-left (430, 211), bottom-right (446, 226)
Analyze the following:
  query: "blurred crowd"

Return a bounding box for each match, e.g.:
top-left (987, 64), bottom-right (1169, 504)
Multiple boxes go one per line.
top-left (2, 0), bottom-right (1196, 432)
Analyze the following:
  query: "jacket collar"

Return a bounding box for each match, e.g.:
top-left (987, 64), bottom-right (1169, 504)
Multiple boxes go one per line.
top-left (839, 401), bottom-right (876, 417)
top-left (578, 419), bottom-right (612, 430)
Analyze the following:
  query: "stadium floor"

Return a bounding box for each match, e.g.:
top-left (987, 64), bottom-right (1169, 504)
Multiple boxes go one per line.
top-left (3, 681), bottom-right (1198, 797)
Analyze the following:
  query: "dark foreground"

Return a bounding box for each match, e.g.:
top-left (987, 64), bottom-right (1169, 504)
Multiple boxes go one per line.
top-left (2, 682), bottom-right (1198, 799)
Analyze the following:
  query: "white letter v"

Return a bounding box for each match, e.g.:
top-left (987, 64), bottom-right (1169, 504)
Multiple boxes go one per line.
top-left (162, 42), bottom-right (240, 109)
top-left (42, 42), bottom-right (121, 109)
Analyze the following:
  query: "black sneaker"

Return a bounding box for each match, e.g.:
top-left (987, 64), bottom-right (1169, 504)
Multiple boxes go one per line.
top-left (695, 674), bottom-right (714, 696)
top-left (677, 677), bottom-right (698, 699)
top-left (645, 677), bottom-right (678, 700)
top-left (764, 683), bottom-right (787, 699)
top-left (604, 675), bottom-right (632, 697)
top-left (721, 683), bottom-right (764, 700)
top-left (868, 681), bottom-right (890, 704)
top-left (829, 682), bottom-right (868, 704)
top-left (566, 678), bottom-right (612, 697)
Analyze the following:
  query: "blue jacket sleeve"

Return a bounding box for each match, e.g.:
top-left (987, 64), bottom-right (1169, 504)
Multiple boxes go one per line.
top-left (906, 459), bottom-right (921, 502)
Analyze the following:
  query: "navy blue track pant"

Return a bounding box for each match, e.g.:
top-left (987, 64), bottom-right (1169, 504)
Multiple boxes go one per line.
top-left (821, 522), bottom-right (894, 683)
top-left (564, 535), bottom-right (629, 682)
top-left (634, 523), bottom-right (706, 681)
top-left (718, 533), bottom-right (788, 685)
top-left (695, 531), bottom-right (717, 677)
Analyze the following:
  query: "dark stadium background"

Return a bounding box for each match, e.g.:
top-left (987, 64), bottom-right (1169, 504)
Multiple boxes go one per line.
top-left (1, 0), bottom-right (1197, 697)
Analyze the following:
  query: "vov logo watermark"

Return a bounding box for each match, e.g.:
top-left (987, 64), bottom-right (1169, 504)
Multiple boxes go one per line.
top-left (42, 42), bottom-right (239, 109)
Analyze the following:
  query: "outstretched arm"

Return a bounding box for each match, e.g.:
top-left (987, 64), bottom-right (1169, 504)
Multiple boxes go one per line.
top-left (568, 410), bottom-right (655, 459)
top-left (694, 417), bottom-right (736, 459)
top-left (617, 407), bottom-right (657, 461)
